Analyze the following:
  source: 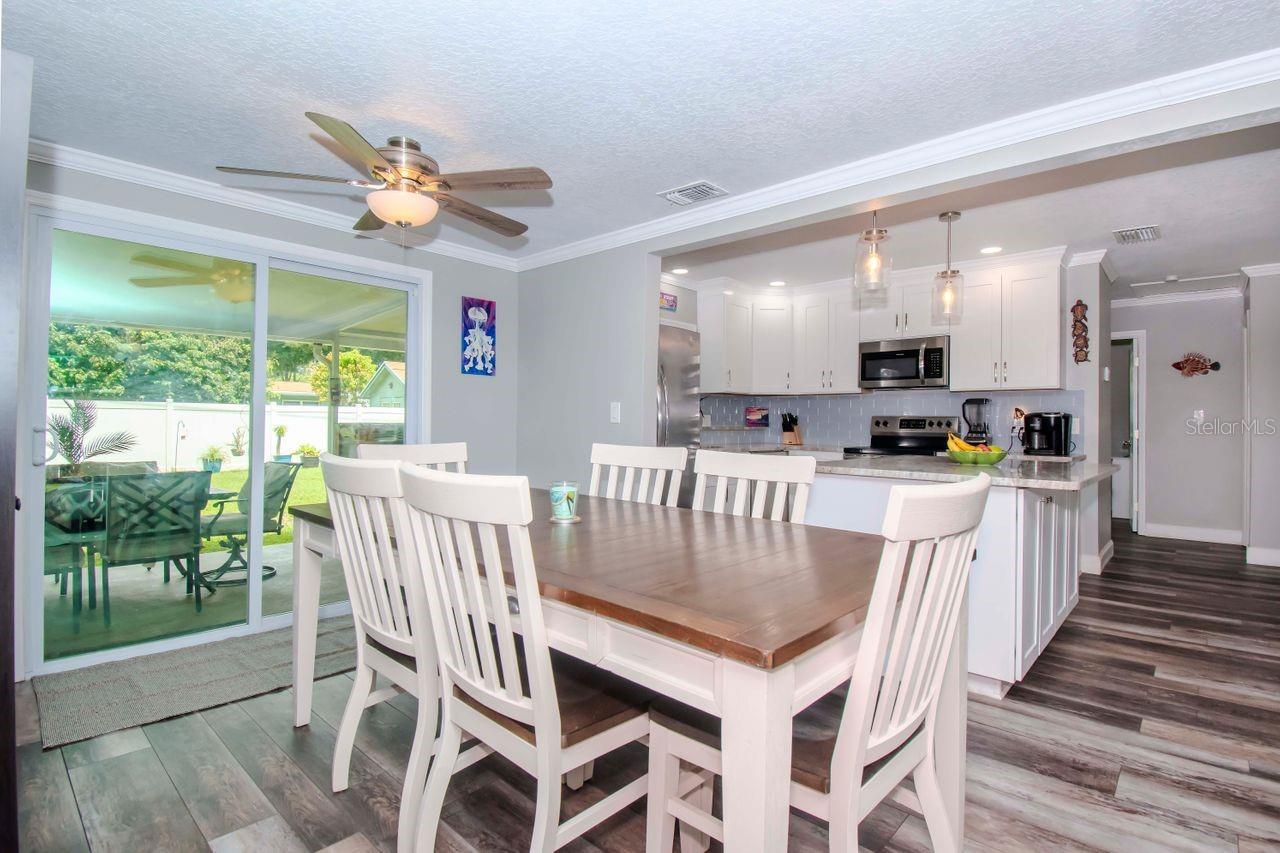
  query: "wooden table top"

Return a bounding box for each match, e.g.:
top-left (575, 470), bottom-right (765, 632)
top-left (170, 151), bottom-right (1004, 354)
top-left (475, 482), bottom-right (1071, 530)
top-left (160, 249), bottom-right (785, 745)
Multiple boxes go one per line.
top-left (290, 491), bottom-right (885, 669)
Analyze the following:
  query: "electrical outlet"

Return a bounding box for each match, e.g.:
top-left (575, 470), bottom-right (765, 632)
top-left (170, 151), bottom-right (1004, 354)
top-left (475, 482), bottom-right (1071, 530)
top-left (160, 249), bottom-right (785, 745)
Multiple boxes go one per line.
top-left (1072, 419), bottom-right (1081, 435)
top-left (609, 402), bottom-right (621, 423)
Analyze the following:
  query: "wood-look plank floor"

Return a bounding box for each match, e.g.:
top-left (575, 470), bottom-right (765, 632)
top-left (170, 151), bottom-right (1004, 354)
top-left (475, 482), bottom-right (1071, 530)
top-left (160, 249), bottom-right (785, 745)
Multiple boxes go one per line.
top-left (17, 522), bottom-right (1280, 851)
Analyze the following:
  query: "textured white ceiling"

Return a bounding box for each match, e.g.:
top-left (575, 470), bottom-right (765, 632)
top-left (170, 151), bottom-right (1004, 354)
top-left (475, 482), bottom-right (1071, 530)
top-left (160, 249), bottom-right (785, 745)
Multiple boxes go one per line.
top-left (5, 0), bottom-right (1280, 258)
top-left (668, 141), bottom-right (1280, 298)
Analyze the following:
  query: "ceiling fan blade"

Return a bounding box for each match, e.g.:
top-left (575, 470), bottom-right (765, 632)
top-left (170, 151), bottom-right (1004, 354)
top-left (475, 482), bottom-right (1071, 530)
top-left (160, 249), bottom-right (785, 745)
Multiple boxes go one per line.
top-left (428, 167), bottom-right (552, 192)
top-left (353, 209), bottom-right (385, 231)
top-left (130, 276), bottom-right (215, 288)
top-left (131, 253), bottom-right (209, 274)
top-left (435, 193), bottom-right (527, 237)
top-left (305, 112), bottom-right (393, 176)
top-left (217, 165), bottom-right (379, 187)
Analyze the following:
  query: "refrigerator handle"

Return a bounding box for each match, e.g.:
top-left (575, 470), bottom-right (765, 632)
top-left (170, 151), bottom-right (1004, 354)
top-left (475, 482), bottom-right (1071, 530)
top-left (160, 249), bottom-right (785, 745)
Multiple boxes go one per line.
top-left (657, 364), bottom-right (669, 445)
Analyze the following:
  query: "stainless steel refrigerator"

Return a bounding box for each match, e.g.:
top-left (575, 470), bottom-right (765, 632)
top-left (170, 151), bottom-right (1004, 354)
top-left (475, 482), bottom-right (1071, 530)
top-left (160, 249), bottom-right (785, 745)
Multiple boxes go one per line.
top-left (656, 324), bottom-right (701, 507)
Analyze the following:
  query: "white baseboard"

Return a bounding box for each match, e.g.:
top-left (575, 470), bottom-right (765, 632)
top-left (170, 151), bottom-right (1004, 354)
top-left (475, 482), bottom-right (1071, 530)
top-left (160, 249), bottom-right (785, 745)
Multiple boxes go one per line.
top-left (1246, 546), bottom-right (1280, 567)
top-left (967, 674), bottom-right (1011, 700)
top-left (1080, 539), bottom-right (1115, 575)
top-left (1142, 523), bottom-right (1243, 545)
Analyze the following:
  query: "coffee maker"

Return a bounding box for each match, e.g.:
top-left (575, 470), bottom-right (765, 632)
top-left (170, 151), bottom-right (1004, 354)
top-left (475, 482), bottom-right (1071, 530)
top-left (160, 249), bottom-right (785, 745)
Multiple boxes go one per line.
top-left (961, 397), bottom-right (992, 445)
top-left (1020, 412), bottom-right (1074, 457)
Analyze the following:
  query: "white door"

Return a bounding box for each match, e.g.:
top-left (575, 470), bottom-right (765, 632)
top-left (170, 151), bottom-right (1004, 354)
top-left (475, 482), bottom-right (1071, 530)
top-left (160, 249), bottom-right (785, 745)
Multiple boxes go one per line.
top-left (724, 295), bottom-right (753, 392)
top-left (828, 294), bottom-right (861, 392)
top-left (947, 271), bottom-right (1001, 391)
top-left (1128, 342), bottom-right (1141, 533)
top-left (790, 293), bottom-right (830, 393)
top-left (751, 300), bottom-right (793, 393)
top-left (857, 289), bottom-right (899, 341)
top-left (900, 281), bottom-right (947, 338)
top-left (1001, 266), bottom-right (1061, 389)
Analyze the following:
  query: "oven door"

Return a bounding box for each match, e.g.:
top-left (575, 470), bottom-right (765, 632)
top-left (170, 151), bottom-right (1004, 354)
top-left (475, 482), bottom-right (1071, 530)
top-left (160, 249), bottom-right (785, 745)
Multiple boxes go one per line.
top-left (859, 336), bottom-right (949, 389)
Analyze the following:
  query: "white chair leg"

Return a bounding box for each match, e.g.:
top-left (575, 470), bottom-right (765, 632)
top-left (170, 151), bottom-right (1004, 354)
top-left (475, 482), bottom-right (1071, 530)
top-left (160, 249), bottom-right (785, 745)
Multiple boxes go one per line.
top-left (678, 773), bottom-right (713, 853)
top-left (914, 755), bottom-right (959, 853)
top-left (564, 764), bottom-right (587, 790)
top-left (645, 725), bottom-right (679, 853)
top-left (530, 749), bottom-right (563, 853)
top-left (415, 719), bottom-right (461, 852)
top-left (331, 664), bottom-right (373, 792)
top-left (397, 692), bottom-right (437, 853)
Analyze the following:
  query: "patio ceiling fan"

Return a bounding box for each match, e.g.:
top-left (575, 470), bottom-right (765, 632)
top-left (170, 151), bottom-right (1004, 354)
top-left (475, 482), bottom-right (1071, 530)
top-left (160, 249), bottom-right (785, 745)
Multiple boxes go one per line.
top-left (130, 253), bottom-right (254, 303)
top-left (216, 112), bottom-right (551, 238)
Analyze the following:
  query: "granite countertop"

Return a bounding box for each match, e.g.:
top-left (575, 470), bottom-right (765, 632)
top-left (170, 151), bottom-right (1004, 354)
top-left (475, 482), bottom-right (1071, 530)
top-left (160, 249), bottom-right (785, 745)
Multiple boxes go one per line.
top-left (815, 455), bottom-right (1118, 492)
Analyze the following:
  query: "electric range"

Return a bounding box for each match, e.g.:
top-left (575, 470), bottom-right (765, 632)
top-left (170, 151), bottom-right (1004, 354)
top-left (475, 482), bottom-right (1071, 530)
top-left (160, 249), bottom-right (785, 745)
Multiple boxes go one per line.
top-left (843, 414), bottom-right (960, 458)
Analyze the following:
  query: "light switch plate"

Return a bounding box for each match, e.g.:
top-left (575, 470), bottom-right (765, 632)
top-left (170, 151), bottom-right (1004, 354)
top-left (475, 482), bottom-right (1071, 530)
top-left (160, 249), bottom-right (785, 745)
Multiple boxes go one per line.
top-left (609, 401), bottom-right (621, 423)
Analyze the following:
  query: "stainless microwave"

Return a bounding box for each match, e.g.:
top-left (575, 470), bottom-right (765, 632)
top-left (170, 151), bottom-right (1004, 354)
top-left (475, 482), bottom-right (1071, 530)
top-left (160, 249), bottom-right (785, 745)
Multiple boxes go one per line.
top-left (858, 335), bottom-right (949, 389)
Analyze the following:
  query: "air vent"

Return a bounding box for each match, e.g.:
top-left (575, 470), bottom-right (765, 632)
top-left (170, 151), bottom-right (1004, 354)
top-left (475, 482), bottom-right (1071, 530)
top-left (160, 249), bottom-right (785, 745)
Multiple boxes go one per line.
top-left (658, 181), bottom-right (729, 206)
top-left (1112, 225), bottom-right (1161, 245)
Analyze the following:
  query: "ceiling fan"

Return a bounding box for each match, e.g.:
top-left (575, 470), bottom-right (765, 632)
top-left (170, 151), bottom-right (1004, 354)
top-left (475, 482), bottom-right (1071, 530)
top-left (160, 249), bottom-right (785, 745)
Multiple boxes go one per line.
top-left (217, 112), bottom-right (551, 237)
top-left (130, 252), bottom-right (253, 303)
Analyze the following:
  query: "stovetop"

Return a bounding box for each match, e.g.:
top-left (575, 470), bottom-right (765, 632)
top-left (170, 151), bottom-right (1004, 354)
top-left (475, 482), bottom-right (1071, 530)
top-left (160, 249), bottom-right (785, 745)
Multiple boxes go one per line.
top-left (844, 414), bottom-right (960, 459)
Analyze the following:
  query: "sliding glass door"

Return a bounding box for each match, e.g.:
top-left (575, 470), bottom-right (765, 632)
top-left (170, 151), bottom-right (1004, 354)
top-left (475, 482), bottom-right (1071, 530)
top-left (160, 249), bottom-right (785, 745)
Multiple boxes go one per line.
top-left (25, 216), bottom-right (420, 669)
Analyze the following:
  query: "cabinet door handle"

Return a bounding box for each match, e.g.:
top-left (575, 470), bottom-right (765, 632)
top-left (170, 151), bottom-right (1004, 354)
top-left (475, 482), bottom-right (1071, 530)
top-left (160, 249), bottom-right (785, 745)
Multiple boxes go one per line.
top-left (904, 312), bottom-right (909, 329)
top-left (993, 362), bottom-right (998, 384)
top-left (727, 368), bottom-right (732, 388)
top-left (894, 313), bottom-right (899, 329)
top-left (1003, 361), bottom-right (1008, 383)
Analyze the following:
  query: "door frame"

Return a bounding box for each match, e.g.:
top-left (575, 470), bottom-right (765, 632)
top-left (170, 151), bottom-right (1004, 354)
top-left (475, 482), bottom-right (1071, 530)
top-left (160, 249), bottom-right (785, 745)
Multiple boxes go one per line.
top-left (1111, 330), bottom-right (1146, 535)
top-left (18, 196), bottom-right (431, 676)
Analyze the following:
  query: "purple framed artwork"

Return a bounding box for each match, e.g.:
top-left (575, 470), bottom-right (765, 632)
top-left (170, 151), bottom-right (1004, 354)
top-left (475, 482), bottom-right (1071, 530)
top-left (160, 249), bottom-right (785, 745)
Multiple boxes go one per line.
top-left (461, 296), bottom-right (496, 376)
top-left (745, 406), bottom-right (769, 428)
top-left (659, 292), bottom-right (678, 312)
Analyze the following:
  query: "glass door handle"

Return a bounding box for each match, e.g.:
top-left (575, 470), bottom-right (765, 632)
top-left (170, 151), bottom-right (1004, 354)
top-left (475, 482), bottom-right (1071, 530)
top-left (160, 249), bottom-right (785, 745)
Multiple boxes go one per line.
top-left (33, 426), bottom-right (56, 466)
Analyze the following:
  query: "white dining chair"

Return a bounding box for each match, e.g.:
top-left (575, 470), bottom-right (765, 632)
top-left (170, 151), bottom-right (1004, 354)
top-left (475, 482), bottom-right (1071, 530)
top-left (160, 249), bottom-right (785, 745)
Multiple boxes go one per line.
top-left (319, 453), bottom-right (487, 852)
top-left (356, 441), bottom-right (468, 472)
top-left (402, 466), bottom-right (652, 852)
top-left (587, 443), bottom-right (688, 506)
top-left (690, 448), bottom-right (817, 523)
top-left (646, 473), bottom-right (991, 853)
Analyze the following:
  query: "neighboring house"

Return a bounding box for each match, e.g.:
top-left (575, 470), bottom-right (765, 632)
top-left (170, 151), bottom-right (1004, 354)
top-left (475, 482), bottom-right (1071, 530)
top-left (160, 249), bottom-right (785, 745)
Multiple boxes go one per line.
top-left (360, 360), bottom-right (405, 408)
top-left (267, 379), bottom-right (316, 405)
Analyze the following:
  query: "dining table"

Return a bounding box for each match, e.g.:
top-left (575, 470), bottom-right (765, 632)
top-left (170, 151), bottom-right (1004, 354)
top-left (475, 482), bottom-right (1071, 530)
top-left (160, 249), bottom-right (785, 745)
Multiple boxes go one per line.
top-left (288, 490), bottom-right (967, 850)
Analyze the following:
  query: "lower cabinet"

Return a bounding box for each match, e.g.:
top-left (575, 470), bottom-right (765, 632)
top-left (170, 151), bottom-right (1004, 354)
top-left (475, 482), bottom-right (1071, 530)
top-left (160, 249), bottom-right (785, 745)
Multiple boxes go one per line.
top-left (1017, 488), bottom-right (1080, 679)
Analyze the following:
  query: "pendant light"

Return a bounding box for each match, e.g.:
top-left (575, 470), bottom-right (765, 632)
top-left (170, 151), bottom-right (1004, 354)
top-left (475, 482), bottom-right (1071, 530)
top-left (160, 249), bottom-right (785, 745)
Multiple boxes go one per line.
top-left (932, 211), bottom-right (964, 324)
top-left (853, 209), bottom-right (892, 296)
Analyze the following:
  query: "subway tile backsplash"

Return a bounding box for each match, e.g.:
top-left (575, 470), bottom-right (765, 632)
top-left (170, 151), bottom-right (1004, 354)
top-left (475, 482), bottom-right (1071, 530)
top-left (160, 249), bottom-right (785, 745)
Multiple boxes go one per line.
top-left (700, 389), bottom-right (1084, 450)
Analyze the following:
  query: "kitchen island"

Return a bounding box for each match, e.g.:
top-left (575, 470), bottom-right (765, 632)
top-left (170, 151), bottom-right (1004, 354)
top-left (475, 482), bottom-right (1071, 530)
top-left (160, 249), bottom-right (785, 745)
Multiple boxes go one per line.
top-left (804, 455), bottom-right (1117, 697)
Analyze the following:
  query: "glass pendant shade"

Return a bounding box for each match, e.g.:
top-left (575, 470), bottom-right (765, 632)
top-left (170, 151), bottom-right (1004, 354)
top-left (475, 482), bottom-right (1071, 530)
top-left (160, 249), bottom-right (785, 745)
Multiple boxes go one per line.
top-left (931, 270), bottom-right (965, 324)
top-left (853, 210), bottom-right (892, 297)
top-left (367, 188), bottom-right (439, 228)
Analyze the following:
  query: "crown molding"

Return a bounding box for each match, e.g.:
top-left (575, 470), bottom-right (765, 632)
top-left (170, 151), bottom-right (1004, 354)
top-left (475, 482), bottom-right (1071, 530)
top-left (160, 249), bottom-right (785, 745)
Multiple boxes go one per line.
top-left (1064, 249), bottom-right (1118, 281)
top-left (1241, 262), bottom-right (1280, 278)
top-left (27, 139), bottom-right (520, 272)
top-left (514, 47), bottom-right (1280, 272)
top-left (1111, 288), bottom-right (1244, 309)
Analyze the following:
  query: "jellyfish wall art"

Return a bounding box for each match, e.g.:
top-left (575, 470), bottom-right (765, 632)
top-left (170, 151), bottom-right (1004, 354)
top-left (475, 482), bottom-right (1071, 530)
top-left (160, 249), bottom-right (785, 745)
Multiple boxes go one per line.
top-left (461, 296), bottom-right (496, 376)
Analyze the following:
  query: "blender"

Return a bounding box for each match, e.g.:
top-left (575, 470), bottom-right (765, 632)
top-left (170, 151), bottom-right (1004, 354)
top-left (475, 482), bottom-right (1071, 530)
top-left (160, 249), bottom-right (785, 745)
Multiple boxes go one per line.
top-left (961, 397), bottom-right (992, 445)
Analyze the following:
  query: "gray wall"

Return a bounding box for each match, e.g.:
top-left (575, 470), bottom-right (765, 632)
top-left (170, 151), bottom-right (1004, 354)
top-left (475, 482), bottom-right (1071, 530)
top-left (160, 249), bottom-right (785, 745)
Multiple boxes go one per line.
top-left (1247, 272), bottom-right (1280, 564)
top-left (1112, 295), bottom-right (1246, 541)
top-left (1110, 340), bottom-right (1133, 458)
top-left (1063, 262), bottom-right (1112, 565)
top-left (26, 162), bottom-right (521, 473)
top-left (658, 279), bottom-right (697, 325)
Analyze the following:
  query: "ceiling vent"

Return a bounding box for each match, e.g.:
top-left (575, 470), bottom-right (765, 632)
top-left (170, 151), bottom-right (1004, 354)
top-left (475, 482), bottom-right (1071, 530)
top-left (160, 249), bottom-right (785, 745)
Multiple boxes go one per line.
top-left (1112, 225), bottom-right (1161, 245)
top-left (658, 181), bottom-right (729, 206)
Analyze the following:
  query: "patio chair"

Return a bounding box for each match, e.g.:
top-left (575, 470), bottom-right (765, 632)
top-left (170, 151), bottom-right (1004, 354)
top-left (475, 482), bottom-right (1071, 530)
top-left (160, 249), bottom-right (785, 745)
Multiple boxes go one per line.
top-left (44, 478), bottom-right (108, 617)
top-left (201, 461), bottom-right (301, 586)
top-left (100, 471), bottom-right (213, 625)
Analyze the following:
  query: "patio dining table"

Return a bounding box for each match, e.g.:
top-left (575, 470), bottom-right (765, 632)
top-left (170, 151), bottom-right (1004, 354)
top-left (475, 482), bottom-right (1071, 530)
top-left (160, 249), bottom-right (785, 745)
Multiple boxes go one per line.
top-left (287, 491), bottom-right (968, 849)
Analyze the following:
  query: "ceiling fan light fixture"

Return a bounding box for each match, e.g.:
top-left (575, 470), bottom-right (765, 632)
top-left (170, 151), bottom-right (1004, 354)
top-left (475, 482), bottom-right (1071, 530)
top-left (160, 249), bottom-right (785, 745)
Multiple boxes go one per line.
top-left (367, 187), bottom-right (440, 228)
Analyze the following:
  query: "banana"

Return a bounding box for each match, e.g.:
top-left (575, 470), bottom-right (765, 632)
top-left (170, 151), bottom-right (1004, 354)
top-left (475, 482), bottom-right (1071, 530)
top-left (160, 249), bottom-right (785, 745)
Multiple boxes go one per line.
top-left (948, 433), bottom-right (977, 452)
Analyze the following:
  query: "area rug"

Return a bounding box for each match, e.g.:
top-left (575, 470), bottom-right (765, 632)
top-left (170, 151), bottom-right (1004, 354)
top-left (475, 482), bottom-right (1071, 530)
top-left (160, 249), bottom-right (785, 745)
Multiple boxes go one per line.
top-left (32, 616), bottom-right (357, 748)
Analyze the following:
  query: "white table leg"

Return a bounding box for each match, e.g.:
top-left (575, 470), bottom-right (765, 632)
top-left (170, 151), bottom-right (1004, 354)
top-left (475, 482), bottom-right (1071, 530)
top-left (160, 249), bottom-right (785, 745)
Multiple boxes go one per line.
top-left (292, 517), bottom-right (323, 727)
top-left (719, 659), bottom-right (795, 851)
top-left (934, 593), bottom-right (968, 845)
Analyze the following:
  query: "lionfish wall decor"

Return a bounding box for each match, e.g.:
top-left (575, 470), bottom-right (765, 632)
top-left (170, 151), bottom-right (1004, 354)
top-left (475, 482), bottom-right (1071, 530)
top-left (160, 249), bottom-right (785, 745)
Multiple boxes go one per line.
top-left (1172, 352), bottom-right (1221, 377)
top-left (1069, 299), bottom-right (1089, 363)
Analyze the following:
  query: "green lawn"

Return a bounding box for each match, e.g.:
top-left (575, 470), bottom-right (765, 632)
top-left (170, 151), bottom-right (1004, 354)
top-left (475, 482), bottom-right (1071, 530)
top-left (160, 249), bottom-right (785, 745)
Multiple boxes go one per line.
top-left (201, 465), bottom-right (326, 552)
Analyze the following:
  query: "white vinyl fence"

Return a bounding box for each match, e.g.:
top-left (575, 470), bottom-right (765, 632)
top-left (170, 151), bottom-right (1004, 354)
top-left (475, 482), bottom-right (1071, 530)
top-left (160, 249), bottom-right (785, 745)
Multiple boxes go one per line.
top-left (45, 399), bottom-right (405, 472)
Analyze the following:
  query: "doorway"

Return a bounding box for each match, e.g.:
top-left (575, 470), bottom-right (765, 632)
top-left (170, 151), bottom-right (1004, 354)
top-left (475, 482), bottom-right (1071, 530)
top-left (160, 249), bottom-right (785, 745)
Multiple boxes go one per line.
top-left (1110, 332), bottom-right (1145, 534)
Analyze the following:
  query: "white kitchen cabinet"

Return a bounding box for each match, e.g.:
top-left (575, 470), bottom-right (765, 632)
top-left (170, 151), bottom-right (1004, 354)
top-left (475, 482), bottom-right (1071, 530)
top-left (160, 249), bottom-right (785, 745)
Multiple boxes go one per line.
top-left (947, 271), bottom-right (1001, 391)
top-left (698, 292), bottom-right (754, 393)
top-left (947, 261), bottom-right (1062, 391)
top-left (857, 291), bottom-right (899, 341)
top-left (857, 281), bottom-right (947, 341)
top-left (1018, 488), bottom-right (1079, 679)
top-left (791, 292), bottom-right (862, 393)
top-left (751, 299), bottom-right (793, 392)
top-left (828, 294), bottom-right (861, 392)
top-left (900, 282), bottom-right (948, 338)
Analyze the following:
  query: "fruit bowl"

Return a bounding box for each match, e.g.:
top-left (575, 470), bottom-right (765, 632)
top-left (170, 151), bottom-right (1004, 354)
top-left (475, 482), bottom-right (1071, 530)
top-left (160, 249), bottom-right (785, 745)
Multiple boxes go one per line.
top-left (947, 447), bottom-right (1008, 465)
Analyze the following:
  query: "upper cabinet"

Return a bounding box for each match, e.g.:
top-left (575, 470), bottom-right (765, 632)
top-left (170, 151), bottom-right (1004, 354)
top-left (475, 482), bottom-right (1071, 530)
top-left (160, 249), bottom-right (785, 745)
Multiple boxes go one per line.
top-left (751, 298), bottom-right (793, 392)
top-left (856, 282), bottom-right (948, 341)
top-left (948, 260), bottom-right (1062, 391)
top-left (791, 292), bottom-right (861, 393)
top-left (698, 291), bottom-right (753, 393)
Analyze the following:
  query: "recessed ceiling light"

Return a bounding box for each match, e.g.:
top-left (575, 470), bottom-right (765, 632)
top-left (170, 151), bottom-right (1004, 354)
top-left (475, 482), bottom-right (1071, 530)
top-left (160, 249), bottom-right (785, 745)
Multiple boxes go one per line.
top-left (722, 289), bottom-right (734, 295)
top-left (671, 268), bottom-right (689, 275)
top-left (980, 246), bottom-right (1003, 255)
top-left (769, 280), bottom-right (786, 287)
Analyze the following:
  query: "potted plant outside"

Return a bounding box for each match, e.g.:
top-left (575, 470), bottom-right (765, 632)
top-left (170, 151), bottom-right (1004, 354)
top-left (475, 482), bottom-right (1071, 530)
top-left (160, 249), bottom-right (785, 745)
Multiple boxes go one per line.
top-left (47, 399), bottom-right (138, 478)
top-left (296, 443), bottom-right (321, 468)
top-left (272, 424), bottom-right (291, 463)
top-left (229, 426), bottom-right (247, 457)
top-left (200, 445), bottom-right (227, 473)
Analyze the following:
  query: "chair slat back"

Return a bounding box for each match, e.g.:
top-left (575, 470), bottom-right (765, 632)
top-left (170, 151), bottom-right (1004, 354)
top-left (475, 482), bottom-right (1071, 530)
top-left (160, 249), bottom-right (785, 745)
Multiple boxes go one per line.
top-left (401, 467), bottom-right (555, 733)
top-left (103, 471), bottom-right (211, 563)
top-left (832, 474), bottom-right (990, 788)
top-left (587, 443), bottom-right (688, 506)
top-left (690, 449), bottom-right (816, 523)
top-left (320, 454), bottom-right (424, 654)
top-left (357, 442), bottom-right (468, 472)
